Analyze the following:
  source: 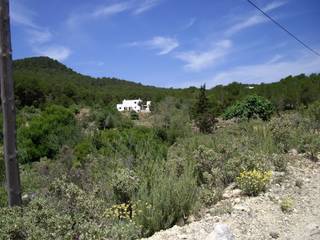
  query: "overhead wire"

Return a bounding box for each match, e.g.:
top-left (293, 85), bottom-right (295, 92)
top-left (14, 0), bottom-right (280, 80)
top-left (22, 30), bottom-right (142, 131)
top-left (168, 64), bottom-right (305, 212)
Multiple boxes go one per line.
top-left (246, 0), bottom-right (320, 57)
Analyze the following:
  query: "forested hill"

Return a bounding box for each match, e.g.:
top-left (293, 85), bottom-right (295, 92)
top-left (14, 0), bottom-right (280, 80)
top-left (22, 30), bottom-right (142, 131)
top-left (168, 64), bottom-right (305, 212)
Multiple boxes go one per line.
top-left (13, 56), bottom-right (185, 108)
top-left (13, 56), bottom-right (320, 114)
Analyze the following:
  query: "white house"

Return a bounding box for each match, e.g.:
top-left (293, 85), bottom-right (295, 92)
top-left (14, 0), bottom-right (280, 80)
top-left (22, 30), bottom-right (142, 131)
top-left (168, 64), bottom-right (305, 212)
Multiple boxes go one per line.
top-left (116, 99), bottom-right (151, 113)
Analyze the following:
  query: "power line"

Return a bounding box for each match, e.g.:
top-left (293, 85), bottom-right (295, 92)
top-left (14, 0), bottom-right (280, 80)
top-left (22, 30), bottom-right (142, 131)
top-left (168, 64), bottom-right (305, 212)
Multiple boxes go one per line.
top-left (246, 0), bottom-right (320, 57)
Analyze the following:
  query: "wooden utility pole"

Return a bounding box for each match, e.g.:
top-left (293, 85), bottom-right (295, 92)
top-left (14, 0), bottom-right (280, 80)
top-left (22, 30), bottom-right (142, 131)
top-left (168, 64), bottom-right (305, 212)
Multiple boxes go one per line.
top-left (0, 0), bottom-right (22, 206)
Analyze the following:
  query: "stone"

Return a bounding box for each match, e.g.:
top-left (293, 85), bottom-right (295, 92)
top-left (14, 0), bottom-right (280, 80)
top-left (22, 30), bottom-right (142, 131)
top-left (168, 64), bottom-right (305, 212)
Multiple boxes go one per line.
top-left (223, 189), bottom-right (242, 199)
top-left (176, 218), bottom-right (185, 227)
top-left (205, 224), bottom-right (235, 240)
top-left (288, 149), bottom-right (298, 156)
top-left (270, 231), bottom-right (280, 239)
top-left (185, 215), bottom-right (196, 224)
top-left (233, 204), bottom-right (251, 213)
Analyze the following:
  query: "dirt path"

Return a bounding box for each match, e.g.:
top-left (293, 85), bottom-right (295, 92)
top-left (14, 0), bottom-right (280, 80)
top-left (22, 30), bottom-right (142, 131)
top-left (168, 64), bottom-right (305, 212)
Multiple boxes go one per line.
top-left (144, 156), bottom-right (320, 240)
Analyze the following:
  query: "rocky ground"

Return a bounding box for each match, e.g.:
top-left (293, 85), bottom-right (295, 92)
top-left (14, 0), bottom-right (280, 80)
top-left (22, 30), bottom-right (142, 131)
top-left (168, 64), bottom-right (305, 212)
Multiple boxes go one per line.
top-left (143, 154), bottom-right (320, 240)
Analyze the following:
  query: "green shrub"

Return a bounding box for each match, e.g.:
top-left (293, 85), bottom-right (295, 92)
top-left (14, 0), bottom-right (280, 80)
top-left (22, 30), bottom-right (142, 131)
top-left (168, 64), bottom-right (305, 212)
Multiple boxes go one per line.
top-left (307, 100), bottom-right (320, 130)
top-left (223, 95), bottom-right (275, 121)
top-left (268, 113), bottom-right (308, 152)
top-left (0, 185), bottom-right (6, 207)
top-left (199, 186), bottom-right (223, 207)
top-left (236, 170), bottom-right (272, 196)
top-left (297, 133), bottom-right (320, 161)
top-left (73, 137), bottom-right (96, 167)
top-left (0, 150), bottom-right (4, 184)
top-left (130, 111), bottom-right (139, 120)
top-left (280, 196), bottom-right (294, 213)
top-left (112, 168), bottom-right (139, 203)
top-left (17, 105), bottom-right (78, 163)
top-left (270, 154), bottom-right (288, 172)
top-left (135, 160), bottom-right (198, 237)
top-left (153, 97), bottom-right (192, 144)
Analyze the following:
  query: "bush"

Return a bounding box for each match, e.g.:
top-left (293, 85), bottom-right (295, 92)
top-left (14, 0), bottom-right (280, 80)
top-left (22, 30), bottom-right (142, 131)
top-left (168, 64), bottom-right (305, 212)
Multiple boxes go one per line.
top-left (270, 154), bottom-right (288, 172)
top-left (135, 160), bottom-right (198, 237)
top-left (17, 105), bottom-right (78, 163)
top-left (130, 111), bottom-right (139, 120)
top-left (0, 150), bottom-right (4, 184)
top-left (223, 95), bottom-right (275, 121)
top-left (280, 196), bottom-right (294, 213)
top-left (297, 133), bottom-right (320, 161)
top-left (153, 97), bottom-right (192, 144)
top-left (0, 178), bottom-right (142, 240)
top-left (268, 113), bottom-right (308, 152)
top-left (236, 170), bottom-right (272, 196)
top-left (111, 168), bottom-right (139, 203)
top-left (307, 100), bottom-right (320, 130)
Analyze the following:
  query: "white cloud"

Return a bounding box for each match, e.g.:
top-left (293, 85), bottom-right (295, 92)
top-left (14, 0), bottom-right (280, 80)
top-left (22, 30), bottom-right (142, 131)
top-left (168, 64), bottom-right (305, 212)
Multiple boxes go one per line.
top-left (226, 0), bottom-right (287, 35)
top-left (11, 1), bottom-right (72, 61)
top-left (34, 46), bottom-right (71, 61)
top-left (263, 1), bottom-right (287, 12)
top-left (175, 40), bottom-right (232, 71)
top-left (67, 0), bottom-right (162, 28)
top-left (226, 15), bottom-right (266, 35)
top-left (27, 28), bottom-right (52, 44)
top-left (210, 54), bottom-right (320, 86)
top-left (182, 18), bottom-right (196, 31)
top-left (128, 36), bottom-right (179, 55)
top-left (93, 2), bottom-right (131, 17)
top-left (11, 0), bottom-right (39, 29)
top-left (133, 0), bottom-right (161, 15)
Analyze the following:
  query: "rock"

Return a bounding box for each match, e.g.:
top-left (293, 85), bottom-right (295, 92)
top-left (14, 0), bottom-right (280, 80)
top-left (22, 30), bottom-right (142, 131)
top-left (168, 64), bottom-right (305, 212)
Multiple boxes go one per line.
top-left (269, 231), bottom-right (280, 239)
top-left (307, 223), bottom-right (320, 237)
top-left (233, 204), bottom-right (251, 213)
top-left (205, 224), bottom-right (235, 240)
top-left (22, 192), bottom-right (36, 203)
top-left (185, 215), bottom-right (196, 224)
top-left (223, 189), bottom-right (242, 199)
top-left (288, 149), bottom-right (298, 156)
top-left (176, 218), bottom-right (185, 227)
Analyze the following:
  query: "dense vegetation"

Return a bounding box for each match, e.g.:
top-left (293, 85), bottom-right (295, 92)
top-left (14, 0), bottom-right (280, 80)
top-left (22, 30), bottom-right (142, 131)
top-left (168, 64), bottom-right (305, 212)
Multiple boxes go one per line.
top-left (12, 57), bottom-right (320, 114)
top-left (0, 57), bottom-right (319, 239)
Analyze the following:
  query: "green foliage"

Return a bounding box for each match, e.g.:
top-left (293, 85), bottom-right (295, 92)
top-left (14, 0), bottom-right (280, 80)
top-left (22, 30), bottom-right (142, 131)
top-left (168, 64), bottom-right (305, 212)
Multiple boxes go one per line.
top-left (2, 55), bottom-right (320, 239)
top-left (297, 133), bottom-right (320, 161)
top-left (0, 151), bottom-right (4, 184)
top-left (17, 105), bottom-right (78, 163)
top-left (111, 168), bottom-right (139, 203)
top-left (135, 160), bottom-right (197, 236)
top-left (270, 154), bottom-right (288, 172)
top-left (193, 85), bottom-right (217, 133)
top-left (0, 185), bottom-right (6, 207)
top-left (280, 196), bottom-right (294, 213)
top-left (130, 111), bottom-right (139, 120)
top-left (236, 170), bottom-right (272, 196)
top-left (223, 95), bottom-right (275, 121)
top-left (153, 97), bottom-right (192, 144)
top-left (0, 178), bottom-right (141, 239)
top-left (307, 100), bottom-right (320, 130)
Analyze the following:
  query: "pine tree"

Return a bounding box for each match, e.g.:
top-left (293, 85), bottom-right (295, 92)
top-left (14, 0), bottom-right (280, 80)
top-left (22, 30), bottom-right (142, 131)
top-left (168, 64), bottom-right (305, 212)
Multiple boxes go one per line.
top-left (194, 84), bottom-right (216, 133)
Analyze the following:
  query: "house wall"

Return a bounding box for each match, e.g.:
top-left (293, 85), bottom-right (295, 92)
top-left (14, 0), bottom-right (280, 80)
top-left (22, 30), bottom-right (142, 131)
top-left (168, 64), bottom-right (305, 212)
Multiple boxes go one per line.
top-left (117, 99), bottom-right (142, 112)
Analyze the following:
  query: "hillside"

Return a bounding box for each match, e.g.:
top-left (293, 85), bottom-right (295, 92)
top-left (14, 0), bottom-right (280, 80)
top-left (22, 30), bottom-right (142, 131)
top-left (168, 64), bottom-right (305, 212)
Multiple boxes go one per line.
top-left (13, 57), bottom-right (320, 114)
top-left (144, 155), bottom-right (320, 240)
top-left (0, 56), bottom-right (319, 239)
top-left (13, 57), bottom-right (185, 108)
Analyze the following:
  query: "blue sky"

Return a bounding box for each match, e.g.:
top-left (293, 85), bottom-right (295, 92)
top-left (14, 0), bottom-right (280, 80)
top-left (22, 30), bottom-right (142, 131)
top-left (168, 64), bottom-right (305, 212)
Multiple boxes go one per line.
top-left (10, 0), bottom-right (320, 88)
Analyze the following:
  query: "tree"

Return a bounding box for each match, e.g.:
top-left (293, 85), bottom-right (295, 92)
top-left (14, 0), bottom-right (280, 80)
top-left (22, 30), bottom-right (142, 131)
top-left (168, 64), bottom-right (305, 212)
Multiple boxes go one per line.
top-left (223, 95), bottom-right (275, 121)
top-left (193, 85), bottom-right (216, 133)
top-left (0, 0), bottom-right (22, 206)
